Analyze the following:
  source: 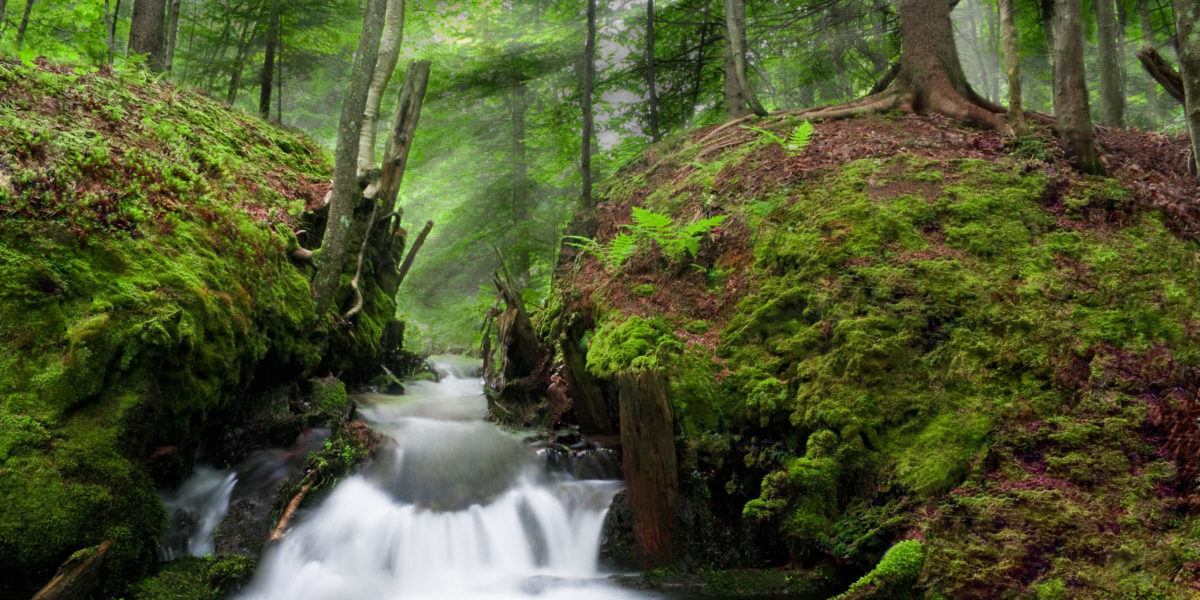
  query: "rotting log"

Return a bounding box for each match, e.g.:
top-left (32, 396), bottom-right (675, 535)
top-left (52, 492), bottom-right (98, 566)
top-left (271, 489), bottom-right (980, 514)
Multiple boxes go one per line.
top-left (31, 540), bottom-right (111, 600)
top-left (617, 369), bottom-right (677, 568)
top-left (1137, 46), bottom-right (1186, 105)
top-left (493, 272), bottom-right (542, 381)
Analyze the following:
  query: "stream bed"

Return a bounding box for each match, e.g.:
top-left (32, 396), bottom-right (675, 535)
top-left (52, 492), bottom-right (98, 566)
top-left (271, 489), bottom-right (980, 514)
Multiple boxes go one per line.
top-left (231, 357), bottom-right (656, 600)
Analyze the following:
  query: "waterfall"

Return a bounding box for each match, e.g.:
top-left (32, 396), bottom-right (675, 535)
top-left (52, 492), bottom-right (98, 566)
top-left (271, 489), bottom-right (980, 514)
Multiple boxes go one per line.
top-left (159, 466), bottom-right (237, 561)
top-left (238, 359), bottom-right (646, 600)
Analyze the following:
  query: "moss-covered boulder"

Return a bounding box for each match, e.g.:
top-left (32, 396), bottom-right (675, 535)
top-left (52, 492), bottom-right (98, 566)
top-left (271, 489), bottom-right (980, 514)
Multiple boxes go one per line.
top-left (0, 58), bottom-right (330, 594)
top-left (552, 114), bottom-right (1200, 597)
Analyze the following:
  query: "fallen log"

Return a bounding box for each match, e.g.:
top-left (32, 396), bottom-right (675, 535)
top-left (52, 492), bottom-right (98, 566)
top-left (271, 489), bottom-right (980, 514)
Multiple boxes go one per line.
top-left (32, 540), bottom-right (111, 600)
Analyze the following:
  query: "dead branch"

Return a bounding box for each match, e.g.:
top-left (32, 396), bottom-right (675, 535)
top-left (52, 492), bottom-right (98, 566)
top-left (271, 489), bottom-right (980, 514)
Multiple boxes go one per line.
top-left (268, 480), bottom-right (314, 543)
top-left (32, 541), bottom-right (111, 600)
top-left (1137, 46), bottom-right (1186, 105)
top-left (396, 219), bottom-right (432, 288)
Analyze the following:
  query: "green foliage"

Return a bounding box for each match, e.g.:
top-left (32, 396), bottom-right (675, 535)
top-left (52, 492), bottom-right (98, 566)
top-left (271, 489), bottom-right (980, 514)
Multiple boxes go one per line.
top-left (569, 208), bottom-right (728, 272)
top-left (129, 555), bottom-right (256, 600)
top-left (744, 120), bottom-right (815, 155)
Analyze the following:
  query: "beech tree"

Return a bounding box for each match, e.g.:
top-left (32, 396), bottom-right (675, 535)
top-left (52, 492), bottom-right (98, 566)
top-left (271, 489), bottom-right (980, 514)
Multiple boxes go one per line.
top-left (357, 0), bottom-right (405, 174)
top-left (999, 0), bottom-right (1028, 135)
top-left (581, 0), bottom-right (596, 208)
top-left (1094, 0), bottom-right (1125, 126)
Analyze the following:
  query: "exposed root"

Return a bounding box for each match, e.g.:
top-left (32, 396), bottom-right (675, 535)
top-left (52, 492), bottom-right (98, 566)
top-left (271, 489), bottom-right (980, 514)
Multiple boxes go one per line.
top-left (788, 89), bottom-right (906, 121)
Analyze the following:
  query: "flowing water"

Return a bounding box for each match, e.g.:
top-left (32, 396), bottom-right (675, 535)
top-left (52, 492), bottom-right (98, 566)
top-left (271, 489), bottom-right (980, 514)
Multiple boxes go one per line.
top-left (237, 357), bottom-right (655, 600)
top-left (159, 466), bottom-right (237, 560)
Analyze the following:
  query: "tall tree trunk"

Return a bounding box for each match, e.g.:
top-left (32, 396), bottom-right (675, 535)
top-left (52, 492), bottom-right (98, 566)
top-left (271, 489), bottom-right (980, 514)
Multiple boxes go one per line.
top-left (721, 0), bottom-right (767, 117)
top-left (1040, 0), bottom-right (1057, 113)
top-left (164, 0), bottom-right (181, 71)
top-left (1095, 0), bottom-right (1126, 125)
top-left (581, 0), bottom-right (596, 208)
top-left (226, 20), bottom-right (253, 104)
top-left (357, 0), bottom-right (405, 174)
top-left (1175, 0), bottom-right (1200, 179)
top-left (104, 0), bottom-right (116, 63)
top-left (999, 0), bottom-right (1029, 134)
top-left (1138, 0), bottom-right (1158, 126)
top-left (645, 0), bottom-right (660, 142)
top-left (312, 0), bottom-right (389, 314)
top-left (15, 0), bottom-right (34, 49)
top-left (258, 0), bottom-right (280, 120)
top-left (276, 26), bottom-right (283, 121)
top-left (1054, 0), bottom-right (1105, 174)
top-left (689, 0), bottom-right (713, 118)
top-left (511, 80), bottom-right (531, 281)
top-left (129, 0), bottom-right (167, 71)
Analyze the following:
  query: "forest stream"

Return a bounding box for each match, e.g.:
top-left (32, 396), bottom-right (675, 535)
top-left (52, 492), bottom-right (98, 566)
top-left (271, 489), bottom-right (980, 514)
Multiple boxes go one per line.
top-left (162, 357), bottom-right (651, 600)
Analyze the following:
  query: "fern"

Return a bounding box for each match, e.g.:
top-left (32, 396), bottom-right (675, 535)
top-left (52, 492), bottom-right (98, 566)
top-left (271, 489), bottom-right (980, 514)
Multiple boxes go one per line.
top-left (786, 120), bottom-right (814, 154)
top-left (742, 125), bottom-right (784, 147)
top-left (605, 233), bottom-right (637, 270)
top-left (573, 210), bottom-right (728, 271)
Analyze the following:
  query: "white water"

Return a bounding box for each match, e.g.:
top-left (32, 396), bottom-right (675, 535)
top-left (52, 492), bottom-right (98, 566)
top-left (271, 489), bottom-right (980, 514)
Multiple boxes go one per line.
top-left (159, 466), bottom-right (237, 560)
top-left (239, 358), bottom-right (649, 600)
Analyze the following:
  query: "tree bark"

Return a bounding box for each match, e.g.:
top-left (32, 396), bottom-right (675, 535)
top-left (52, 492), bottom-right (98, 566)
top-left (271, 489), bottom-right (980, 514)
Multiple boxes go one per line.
top-left (1138, 0), bottom-right (1158, 125)
top-left (617, 370), bottom-right (677, 568)
top-left (378, 60), bottom-right (431, 208)
top-left (1175, 0), bottom-right (1200, 179)
top-left (129, 0), bottom-right (166, 71)
top-left (646, 0), bottom-right (660, 141)
top-left (1040, 0), bottom-right (1057, 113)
top-left (999, 0), bottom-right (1029, 135)
top-left (1137, 46), bottom-right (1186, 104)
top-left (164, 0), bottom-right (181, 71)
top-left (226, 19), bottom-right (254, 104)
top-left (31, 541), bottom-right (111, 600)
top-left (15, 0), bottom-right (34, 49)
top-left (104, 0), bottom-right (116, 63)
top-left (721, 0), bottom-right (766, 117)
top-left (312, 0), bottom-right (389, 314)
top-left (1054, 0), bottom-right (1105, 174)
top-left (357, 0), bottom-right (406, 174)
top-left (581, 0), bottom-right (597, 209)
top-left (258, 0), bottom-right (280, 120)
top-left (1094, 0), bottom-right (1126, 126)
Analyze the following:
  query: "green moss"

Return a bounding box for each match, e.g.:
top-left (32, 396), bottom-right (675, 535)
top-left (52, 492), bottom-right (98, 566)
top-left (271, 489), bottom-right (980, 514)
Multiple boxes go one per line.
top-left (632, 283), bottom-right (657, 297)
top-left (834, 540), bottom-right (924, 600)
top-left (585, 316), bottom-right (683, 377)
top-left (310, 377), bottom-right (348, 413)
top-left (0, 60), bottom-right (330, 590)
top-left (129, 555), bottom-right (256, 600)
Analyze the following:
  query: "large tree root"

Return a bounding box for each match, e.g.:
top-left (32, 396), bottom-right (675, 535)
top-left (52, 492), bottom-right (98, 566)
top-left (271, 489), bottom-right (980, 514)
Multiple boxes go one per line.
top-left (786, 85), bottom-right (1011, 133)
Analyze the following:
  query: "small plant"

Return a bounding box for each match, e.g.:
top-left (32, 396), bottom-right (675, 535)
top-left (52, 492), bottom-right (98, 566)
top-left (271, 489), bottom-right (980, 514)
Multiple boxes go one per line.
top-left (566, 207), bottom-right (727, 272)
top-left (744, 120), bottom-right (814, 155)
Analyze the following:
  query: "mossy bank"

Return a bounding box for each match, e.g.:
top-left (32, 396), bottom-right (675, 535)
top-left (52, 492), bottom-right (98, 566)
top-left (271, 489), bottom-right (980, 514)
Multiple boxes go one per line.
top-left (547, 114), bottom-right (1200, 598)
top-left (0, 58), bottom-right (344, 594)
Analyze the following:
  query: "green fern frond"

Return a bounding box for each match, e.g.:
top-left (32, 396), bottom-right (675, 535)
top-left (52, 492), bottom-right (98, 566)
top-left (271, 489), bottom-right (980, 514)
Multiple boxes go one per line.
top-left (786, 120), bottom-right (814, 155)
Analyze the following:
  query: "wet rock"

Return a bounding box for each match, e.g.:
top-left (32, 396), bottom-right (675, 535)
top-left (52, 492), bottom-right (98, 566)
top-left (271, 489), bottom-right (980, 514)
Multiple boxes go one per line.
top-left (598, 490), bottom-right (639, 570)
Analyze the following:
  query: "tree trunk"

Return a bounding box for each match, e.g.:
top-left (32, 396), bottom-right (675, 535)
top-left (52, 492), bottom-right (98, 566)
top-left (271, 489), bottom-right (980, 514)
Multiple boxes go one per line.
top-left (511, 80), bottom-right (531, 281)
top-left (129, 0), bottom-right (166, 71)
top-left (689, 1), bottom-right (713, 117)
top-left (378, 60), bottom-right (431, 208)
top-left (312, 0), bottom-right (389, 314)
top-left (1138, 0), bottom-right (1158, 126)
top-left (258, 0), bottom-right (281, 120)
top-left (1094, 0), bottom-right (1126, 126)
top-left (15, 0), bottom-right (34, 49)
top-left (581, 0), bottom-right (596, 208)
top-left (1040, 0), bottom-right (1057, 113)
top-left (999, 0), bottom-right (1029, 135)
top-left (1054, 0), bottom-right (1105, 174)
top-left (494, 272), bottom-right (542, 381)
top-left (164, 0), bottom-right (181, 71)
top-left (357, 0), bottom-right (405, 174)
top-left (645, 0), bottom-right (660, 142)
top-left (276, 25), bottom-right (283, 121)
top-left (1175, 0), bottom-right (1200, 179)
top-left (226, 23), bottom-right (251, 104)
top-left (721, 0), bottom-right (766, 117)
top-left (104, 0), bottom-right (116, 63)
top-left (617, 370), bottom-right (677, 568)
top-left (396, 219), bottom-right (432, 289)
